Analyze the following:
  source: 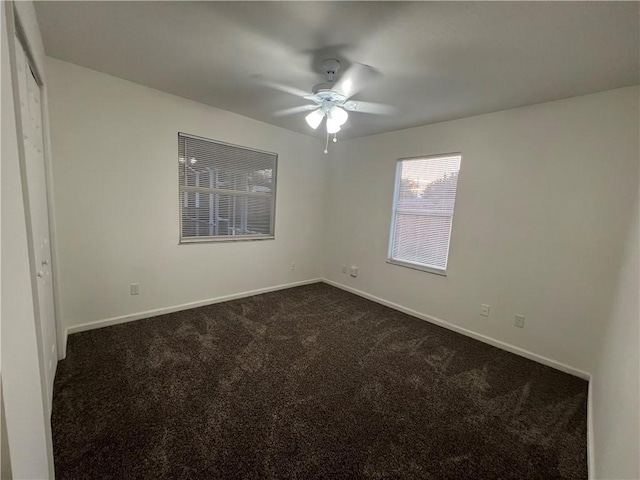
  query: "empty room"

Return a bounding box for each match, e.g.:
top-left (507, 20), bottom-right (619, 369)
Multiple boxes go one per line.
top-left (1, 1), bottom-right (638, 479)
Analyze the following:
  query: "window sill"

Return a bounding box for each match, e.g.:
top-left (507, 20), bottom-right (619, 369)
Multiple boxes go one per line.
top-left (386, 258), bottom-right (447, 277)
top-left (180, 235), bottom-right (275, 245)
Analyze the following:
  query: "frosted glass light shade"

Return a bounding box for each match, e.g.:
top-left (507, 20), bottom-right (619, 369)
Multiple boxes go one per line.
top-left (330, 106), bottom-right (349, 126)
top-left (326, 117), bottom-right (342, 134)
top-left (305, 109), bottom-right (324, 129)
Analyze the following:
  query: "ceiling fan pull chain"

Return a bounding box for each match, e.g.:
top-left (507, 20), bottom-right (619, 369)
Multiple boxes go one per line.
top-left (333, 133), bottom-right (338, 143)
top-left (324, 131), bottom-right (329, 154)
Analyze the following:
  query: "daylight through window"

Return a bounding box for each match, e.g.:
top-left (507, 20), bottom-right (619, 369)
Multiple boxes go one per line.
top-left (178, 133), bottom-right (277, 242)
top-left (388, 154), bottom-right (461, 274)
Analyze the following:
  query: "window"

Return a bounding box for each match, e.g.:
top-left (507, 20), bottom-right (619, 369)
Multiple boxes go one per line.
top-left (388, 153), bottom-right (461, 275)
top-left (178, 133), bottom-right (277, 243)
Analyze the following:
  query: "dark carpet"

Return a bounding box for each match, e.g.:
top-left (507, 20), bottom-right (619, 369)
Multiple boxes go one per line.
top-left (53, 283), bottom-right (588, 479)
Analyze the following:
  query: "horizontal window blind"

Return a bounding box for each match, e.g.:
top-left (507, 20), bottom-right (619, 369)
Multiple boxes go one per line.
top-left (389, 154), bottom-right (461, 272)
top-left (179, 133), bottom-right (277, 242)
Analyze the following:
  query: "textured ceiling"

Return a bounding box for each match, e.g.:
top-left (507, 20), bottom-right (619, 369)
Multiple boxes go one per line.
top-left (35, 1), bottom-right (639, 139)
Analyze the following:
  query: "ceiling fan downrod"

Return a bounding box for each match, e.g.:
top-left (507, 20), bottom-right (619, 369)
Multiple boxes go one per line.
top-left (323, 58), bottom-right (341, 81)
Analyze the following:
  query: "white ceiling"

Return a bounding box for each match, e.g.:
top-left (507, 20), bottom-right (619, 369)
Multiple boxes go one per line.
top-left (35, 1), bottom-right (639, 140)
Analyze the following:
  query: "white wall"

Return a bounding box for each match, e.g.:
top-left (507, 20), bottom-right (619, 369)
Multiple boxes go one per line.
top-left (44, 57), bottom-right (327, 334)
top-left (1, 2), bottom-right (54, 477)
top-left (592, 194), bottom-right (639, 480)
top-left (325, 87), bottom-right (639, 375)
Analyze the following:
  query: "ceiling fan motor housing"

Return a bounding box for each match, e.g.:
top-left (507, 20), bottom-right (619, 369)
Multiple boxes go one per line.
top-left (311, 84), bottom-right (346, 102)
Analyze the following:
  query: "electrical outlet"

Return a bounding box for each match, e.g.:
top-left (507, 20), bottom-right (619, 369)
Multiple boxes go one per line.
top-left (290, 262), bottom-right (296, 271)
top-left (350, 266), bottom-right (358, 277)
top-left (342, 265), bottom-right (347, 274)
top-left (130, 283), bottom-right (140, 295)
top-left (515, 315), bottom-right (525, 328)
top-left (480, 304), bottom-right (490, 317)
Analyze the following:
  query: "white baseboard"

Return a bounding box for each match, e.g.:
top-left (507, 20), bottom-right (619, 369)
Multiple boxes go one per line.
top-left (321, 278), bottom-right (591, 381)
top-left (65, 278), bottom-right (323, 338)
top-left (67, 276), bottom-right (592, 381)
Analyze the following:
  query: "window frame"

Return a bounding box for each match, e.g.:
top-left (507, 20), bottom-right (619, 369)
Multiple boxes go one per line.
top-left (386, 153), bottom-right (462, 276)
top-left (178, 132), bottom-right (278, 244)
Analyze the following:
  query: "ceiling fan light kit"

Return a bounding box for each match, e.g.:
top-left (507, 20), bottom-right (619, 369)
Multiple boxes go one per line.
top-left (305, 109), bottom-right (324, 129)
top-left (267, 58), bottom-right (393, 153)
top-left (329, 106), bottom-right (349, 126)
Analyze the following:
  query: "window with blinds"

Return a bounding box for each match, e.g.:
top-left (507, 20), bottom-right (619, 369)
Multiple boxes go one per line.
top-left (388, 154), bottom-right (461, 274)
top-left (178, 133), bottom-right (277, 243)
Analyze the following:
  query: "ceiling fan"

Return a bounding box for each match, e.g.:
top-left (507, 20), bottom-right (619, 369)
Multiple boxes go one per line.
top-left (264, 59), bottom-right (394, 153)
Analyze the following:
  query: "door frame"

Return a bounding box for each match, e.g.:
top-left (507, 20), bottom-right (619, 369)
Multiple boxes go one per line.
top-left (7, 1), bottom-right (65, 363)
top-left (6, 0), bottom-right (65, 382)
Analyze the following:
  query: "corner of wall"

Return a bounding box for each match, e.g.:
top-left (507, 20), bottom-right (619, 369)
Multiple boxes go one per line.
top-left (587, 376), bottom-right (595, 480)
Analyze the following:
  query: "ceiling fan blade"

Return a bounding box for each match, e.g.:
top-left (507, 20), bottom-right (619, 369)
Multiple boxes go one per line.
top-left (251, 74), bottom-right (310, 98)
top-left (332, 63), bottom-right (381, 100)
top-left (272, 104), bottom-right (318, 117)
top-left (343, 101), bottom-right (395, 115)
